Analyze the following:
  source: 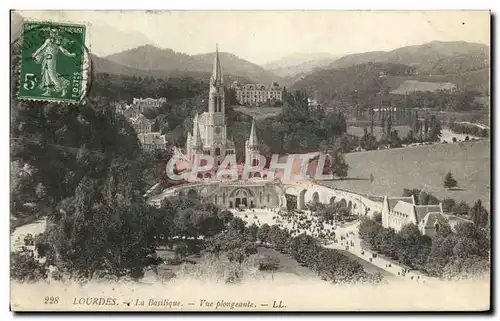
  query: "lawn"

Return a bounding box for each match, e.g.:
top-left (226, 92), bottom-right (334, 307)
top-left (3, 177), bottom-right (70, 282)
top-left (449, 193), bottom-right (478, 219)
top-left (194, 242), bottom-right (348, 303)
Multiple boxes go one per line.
top-left (233, 106), bottom-right (282, 120)
top-left (255, 246), bottom-right (317, 279)
top-left (323, 140), bottom-right (490, 209)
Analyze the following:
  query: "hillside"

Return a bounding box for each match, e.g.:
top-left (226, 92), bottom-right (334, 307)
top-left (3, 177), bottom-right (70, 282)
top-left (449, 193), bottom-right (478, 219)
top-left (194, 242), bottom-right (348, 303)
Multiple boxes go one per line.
top-left (105, 45), bottom-right (280, 84)
top-left (291, 61), bottom-right (490, 100)
top-left (327, 41), bottom-right (489, 75)
top-left (291, 62), bottom-right (416, 100)
top-left (263, 53), bottom-right (342, 78)
top-left (91, 54), bottom-right (252, 84)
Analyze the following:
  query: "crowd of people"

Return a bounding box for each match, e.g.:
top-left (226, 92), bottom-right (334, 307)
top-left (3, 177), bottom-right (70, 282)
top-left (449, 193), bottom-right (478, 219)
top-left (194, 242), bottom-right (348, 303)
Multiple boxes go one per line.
top-left (234, 207), bottom-right (433, 284)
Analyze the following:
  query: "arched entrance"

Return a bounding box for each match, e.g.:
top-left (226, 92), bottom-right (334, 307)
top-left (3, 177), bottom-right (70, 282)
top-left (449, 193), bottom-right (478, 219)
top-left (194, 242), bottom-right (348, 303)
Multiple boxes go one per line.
top-left (329, 196), bottom-right (336, 205)
top-left (312, 191), bottom-right (320, 203)
top-left (229, 188), bottom-right (255, 209)
top-left (298, 189), bottom-right (307, 210)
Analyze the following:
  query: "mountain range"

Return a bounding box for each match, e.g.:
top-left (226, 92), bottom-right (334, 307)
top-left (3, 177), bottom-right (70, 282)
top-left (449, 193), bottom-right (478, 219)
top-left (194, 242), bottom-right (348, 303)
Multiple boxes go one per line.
top-left (103, 45), bottom-right (279, 85)
top-left (325, 41), bottom-right (489, 75)
top-left (9, 12), bottom-right (490, 94)
top-left (262, 52), bottom-right (343, 77)
top-left (291, 41), bottom-right (490, 97)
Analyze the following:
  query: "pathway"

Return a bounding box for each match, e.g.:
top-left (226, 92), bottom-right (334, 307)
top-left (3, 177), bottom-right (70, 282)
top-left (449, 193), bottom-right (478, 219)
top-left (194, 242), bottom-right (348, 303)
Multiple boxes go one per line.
top-left (233, 208), bottom-right (436, 284)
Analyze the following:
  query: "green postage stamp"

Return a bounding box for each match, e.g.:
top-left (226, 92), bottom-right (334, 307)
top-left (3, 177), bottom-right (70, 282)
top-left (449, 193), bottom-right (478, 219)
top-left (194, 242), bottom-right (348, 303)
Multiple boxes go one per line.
top-left (18, 21), bottom-right (89, 103)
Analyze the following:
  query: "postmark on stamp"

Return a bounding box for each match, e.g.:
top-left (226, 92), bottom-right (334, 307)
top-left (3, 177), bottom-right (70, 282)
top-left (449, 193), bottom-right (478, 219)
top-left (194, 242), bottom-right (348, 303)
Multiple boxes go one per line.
top-left (17, 21), bottom-right (90, 103)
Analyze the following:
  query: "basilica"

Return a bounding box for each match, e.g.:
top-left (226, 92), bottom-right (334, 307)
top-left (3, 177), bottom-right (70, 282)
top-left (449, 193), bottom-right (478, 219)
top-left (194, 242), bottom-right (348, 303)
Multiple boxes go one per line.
top-left (179, 45), bottom-right (280, 209)
top-left (185, 45), bottom-right (236, 165)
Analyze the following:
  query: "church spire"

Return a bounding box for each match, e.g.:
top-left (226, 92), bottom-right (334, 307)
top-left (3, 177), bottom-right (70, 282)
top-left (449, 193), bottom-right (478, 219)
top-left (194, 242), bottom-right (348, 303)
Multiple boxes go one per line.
top-left (211, 44), bottom-right (223, 85)
top-left (193, 122), bottom-right (203, 150)
top-left (248, 118), bottom-right (258, 147)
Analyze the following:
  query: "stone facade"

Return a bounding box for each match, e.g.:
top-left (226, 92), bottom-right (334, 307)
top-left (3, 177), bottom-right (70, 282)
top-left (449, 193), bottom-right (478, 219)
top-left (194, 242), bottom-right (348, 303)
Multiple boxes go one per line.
top-left (233, 82), bottom-right (283, 105)
top-left (186, 45), bottom-right (236, 165)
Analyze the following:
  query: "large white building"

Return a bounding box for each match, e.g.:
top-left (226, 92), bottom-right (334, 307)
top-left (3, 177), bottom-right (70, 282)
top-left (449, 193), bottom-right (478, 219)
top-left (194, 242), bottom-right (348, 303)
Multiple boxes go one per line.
top-left (133, 97), bottom-right (166, 109)
top-left (185, 45), bottom-right (236, 165)
top-left (381, 195), bottom-right (450, 237)
top-left (233, 82), bottom-right (283, 105)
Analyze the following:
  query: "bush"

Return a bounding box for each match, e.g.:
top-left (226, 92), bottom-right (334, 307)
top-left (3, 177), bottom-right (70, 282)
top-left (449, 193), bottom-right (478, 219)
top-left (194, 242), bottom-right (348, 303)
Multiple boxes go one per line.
top-left (257, 255), bottom-right (280, 271)
top-left (11, 251), bottom-right (47, 282)
top-left (442, 198), bottom-right (456, 213)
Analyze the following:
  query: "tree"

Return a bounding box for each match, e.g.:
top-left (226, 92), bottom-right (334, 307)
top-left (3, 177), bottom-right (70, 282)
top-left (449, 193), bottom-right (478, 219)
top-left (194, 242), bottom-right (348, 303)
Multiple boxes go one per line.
top-left (441, 198), bottom-right (456, 213)
top-left (443, 171), bottom-right (458, 189)
top-left (425, 229), bottom-right (458, 277)
top-left (11, 251), bottom-right (48, 282)
top-left (229, 217), bottom-right (247, 234)
top-left (258, 224), bottom-right (270, 244)
top-left (218, 210), bottom-right (234, 226)
top-left (397, 224), bottom-right (431, 269)
top-left (246, 223), bottom-right (259, 242)
top-left (373, 212), bottom-right (382, 224)
top-left (469, 200), bottom-right (489, 230)
top-left (326, 152), bottom-right (349, 178)
top-left (428, 115), bottom-right (442, 142)
top-left (453, 201), bottom-right (470, 216)
top-left (173, 242), bottom-right (189, 261)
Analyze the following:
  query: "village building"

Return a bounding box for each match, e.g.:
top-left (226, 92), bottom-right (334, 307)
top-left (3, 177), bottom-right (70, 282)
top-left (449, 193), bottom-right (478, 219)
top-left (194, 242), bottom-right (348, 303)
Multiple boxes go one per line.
top-left (133, 97), bottom-right (166, 110)
top-left (137, 132), bottom-right (168, 151)
top-left (130, 114), bottom-right (155, 134)
top-left (114, 99), bottom-right (167, 151)
top-left (381, 195), bottom-right (450, 237)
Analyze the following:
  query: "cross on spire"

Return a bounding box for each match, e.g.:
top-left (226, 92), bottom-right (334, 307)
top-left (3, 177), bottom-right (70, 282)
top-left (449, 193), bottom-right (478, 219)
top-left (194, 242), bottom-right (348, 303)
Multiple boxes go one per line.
top-left (211, 43), bottom-right (223, 85)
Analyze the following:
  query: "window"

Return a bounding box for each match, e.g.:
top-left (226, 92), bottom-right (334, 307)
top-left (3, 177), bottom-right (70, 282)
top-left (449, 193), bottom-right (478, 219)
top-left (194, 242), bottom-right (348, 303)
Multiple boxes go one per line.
top-left (215, 147), bottom-right (221, 156)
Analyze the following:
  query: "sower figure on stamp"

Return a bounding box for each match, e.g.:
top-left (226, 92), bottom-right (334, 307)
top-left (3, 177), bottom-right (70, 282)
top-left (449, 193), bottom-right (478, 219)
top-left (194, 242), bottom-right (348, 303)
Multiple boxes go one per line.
top-left (31, 28), bottom-right (75, 97)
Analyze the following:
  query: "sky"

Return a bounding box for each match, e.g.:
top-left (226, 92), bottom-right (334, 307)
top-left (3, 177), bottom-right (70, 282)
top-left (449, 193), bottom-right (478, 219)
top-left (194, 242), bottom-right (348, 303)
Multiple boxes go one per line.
top-left (16, 10), bottom-right (490, 65)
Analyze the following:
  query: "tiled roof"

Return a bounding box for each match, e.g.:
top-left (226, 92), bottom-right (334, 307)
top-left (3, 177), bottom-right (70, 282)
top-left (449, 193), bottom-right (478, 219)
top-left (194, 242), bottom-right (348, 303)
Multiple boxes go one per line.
top-left (392, 200), bottom-right (415, 216)
top-left (138, 132), bottom-right (166, 145)
top-left (387, 197), bottom-right (414, 210)
top-left (414, 205), bottom-right (442, 222)
top-left (421, 212), bottom-right (449, 229)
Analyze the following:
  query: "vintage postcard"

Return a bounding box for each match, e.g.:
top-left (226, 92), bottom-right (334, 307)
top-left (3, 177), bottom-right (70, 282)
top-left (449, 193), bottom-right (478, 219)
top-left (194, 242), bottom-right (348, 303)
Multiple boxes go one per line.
top-left (10, 10), bottom-right (491, 312)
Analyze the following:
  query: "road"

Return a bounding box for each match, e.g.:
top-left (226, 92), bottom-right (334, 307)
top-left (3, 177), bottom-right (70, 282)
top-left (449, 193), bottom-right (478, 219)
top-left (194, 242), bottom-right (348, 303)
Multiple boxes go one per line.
top-left (233, 208), bottom-right (436, 283)
top-left (11, 217), bottom-right (47, 252)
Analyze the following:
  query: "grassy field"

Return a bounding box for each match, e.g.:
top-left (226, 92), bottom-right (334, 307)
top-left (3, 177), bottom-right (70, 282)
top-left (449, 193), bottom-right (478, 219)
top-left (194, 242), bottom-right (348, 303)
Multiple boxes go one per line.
top-left (233, 106), bottom-right (282, 120)
top-left (323, 140), bottom-right (490, 209)
top-left (390, 80), bottom-right (456, 95)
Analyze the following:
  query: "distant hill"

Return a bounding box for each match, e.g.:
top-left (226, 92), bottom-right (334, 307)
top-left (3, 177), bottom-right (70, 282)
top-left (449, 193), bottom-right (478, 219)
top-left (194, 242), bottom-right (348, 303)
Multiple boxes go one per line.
top-left (262, 52), bottom-right (342, 77)
top-left (291, 41), bottom-right (490, 98)
top-left (326, 41), bottom-right (489, 75)
top-left (292, 62), bottom-right (490, 101)
top-left (91, 54), bottom-right (252, 84)
top-left (105, 45), bottom-right (280, 84)
top-left (291, 62), bottom-right (416, 101)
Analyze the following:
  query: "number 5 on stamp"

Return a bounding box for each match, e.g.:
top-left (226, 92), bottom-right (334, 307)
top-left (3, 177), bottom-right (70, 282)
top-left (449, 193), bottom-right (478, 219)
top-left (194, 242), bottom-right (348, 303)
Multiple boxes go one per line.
top-left (18, 21), bottom-right (87, 103)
